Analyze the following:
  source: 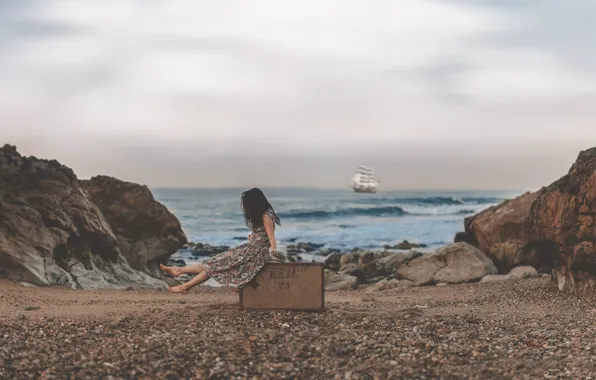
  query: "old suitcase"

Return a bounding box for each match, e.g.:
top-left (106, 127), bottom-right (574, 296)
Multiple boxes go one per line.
top-left (239, 262), bottom-right (325, 311)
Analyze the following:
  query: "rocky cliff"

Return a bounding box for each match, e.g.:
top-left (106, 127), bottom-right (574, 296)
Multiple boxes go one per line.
top-left (456, 147), bottom-right (596, 294)
top-left (0, 144), bottom-right (186, 290)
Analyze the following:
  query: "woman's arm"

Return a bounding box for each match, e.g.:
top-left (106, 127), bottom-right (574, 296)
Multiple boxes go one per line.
top-left (263, 213), bottom-right (277, 252)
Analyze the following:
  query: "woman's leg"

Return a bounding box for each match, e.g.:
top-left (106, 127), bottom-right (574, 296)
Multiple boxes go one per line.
top-left (168, 271), bottom-right (210, 293)
top-left (160, 263), bottom-right (205, 277)
top-left (178, 264), bottom-right (205, 275)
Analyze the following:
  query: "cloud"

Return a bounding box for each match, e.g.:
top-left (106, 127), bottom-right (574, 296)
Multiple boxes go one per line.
top-left (0, 0), bottom-right (595, 188)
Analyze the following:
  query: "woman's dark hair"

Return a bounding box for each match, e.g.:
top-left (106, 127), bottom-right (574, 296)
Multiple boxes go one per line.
top-left (241, 188), bottom-right (280, 229)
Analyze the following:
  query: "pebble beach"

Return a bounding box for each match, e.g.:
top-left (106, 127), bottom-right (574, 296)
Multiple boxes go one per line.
top-left (2, 277), bottom-right (595, 379)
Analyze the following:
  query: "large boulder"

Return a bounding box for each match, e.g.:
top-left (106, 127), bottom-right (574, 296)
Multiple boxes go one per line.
top-left (0, 145), bottom-right (184, 289)
top-left (397, 242), bottom-right (497, 285)
top-left (81, 176), bottom-right (186, 276)
top-left (458, 191), bottom-right (539, 272)
top-left (457, 147), bottom-right (596, 281)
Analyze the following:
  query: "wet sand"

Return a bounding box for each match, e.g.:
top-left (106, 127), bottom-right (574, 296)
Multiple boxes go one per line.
top-left (1, 277), bottom-right (595, 379)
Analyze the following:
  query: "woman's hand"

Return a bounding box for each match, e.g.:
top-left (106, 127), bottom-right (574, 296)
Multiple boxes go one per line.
top-left (248, 233), bottom-right (253, 241)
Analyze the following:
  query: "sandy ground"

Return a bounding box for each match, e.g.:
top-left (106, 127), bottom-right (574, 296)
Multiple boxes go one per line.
top-left (1, 277), bottom-right (596, 379)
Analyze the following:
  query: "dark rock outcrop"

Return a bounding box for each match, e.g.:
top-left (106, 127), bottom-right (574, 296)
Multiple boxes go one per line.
top-left (0, 145), bottom-right (186, 289)
top-left (456, 147), bottom-right (596, 294)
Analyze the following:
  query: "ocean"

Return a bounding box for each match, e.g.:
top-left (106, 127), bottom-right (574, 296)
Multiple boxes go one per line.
top-left (153, 188), bottom-right (520, 264)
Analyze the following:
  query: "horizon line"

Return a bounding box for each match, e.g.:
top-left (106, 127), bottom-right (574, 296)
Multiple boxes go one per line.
top-left (151, 185), bottom-right (528, 193)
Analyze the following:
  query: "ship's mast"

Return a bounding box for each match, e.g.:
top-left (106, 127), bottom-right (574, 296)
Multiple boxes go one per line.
top-left (355, 166), bottom-right (376, 184)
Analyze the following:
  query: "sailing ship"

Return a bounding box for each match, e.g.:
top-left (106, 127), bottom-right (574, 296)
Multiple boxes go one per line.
top-left (351, 165), bottom-right (379, 193)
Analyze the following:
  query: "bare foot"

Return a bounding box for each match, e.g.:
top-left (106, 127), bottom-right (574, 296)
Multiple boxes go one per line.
top-left (168, 285), bottom-right (188, 294)
top-left (160, 264), bottom-right (182, 278)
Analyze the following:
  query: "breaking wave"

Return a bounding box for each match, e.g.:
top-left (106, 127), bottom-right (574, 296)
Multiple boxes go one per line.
top-left (279, 205), bottom-right (481, 219)
top-left (353, 196), bottom-right (504, 206)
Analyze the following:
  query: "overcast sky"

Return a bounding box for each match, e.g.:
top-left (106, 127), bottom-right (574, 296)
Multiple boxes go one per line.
top-left (1, 0), bottom-right (595, 190)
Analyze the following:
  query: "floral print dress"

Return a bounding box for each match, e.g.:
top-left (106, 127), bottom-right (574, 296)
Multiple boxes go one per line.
top-left (202, 210), bottom-right (280, 289)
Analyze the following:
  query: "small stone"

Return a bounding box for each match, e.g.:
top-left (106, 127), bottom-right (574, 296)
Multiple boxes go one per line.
top-left (509, 266), bottom-right (539, 279)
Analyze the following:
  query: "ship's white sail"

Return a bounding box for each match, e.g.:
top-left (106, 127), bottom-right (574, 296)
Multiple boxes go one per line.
top-left (351, 165), bottom-right (379, 193)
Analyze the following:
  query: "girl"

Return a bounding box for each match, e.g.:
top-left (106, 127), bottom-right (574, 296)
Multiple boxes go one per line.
top-left (160, 188), bottom-right (281, 293)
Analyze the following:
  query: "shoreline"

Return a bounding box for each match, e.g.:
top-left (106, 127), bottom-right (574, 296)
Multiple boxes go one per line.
top-left (177, 239), bottom-right (437, 263)
top-left (2, 277), bottom-right (595, 378)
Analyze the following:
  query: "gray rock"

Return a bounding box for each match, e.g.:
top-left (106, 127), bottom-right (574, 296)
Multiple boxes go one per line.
top-left (480, 266), bottom-right (540, 284)
top-left (398, 242), bottom-right (498, 285)
top-left (375, 253), bottom-right (407, 275)
top-left (397, 254), bottom-right (445, 285)
top-left (325, 273), bottom-right (358, 291)
top-left (480, 274), bottom-right (510, 283)
top-left (508, 266), bottom-right (539, 279)
top-left (324, 252), bottom-right (342, 270)
top-left (338, 263), bottom-right (359, 275)
top-left (434, 244), bottom-right (498, 284)
top-left (339, 253), bottom-right (361, 267)
top-left (365, 279), bottom-right (413, 293)
top-left (69, 262), bottom-right (167, 290)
